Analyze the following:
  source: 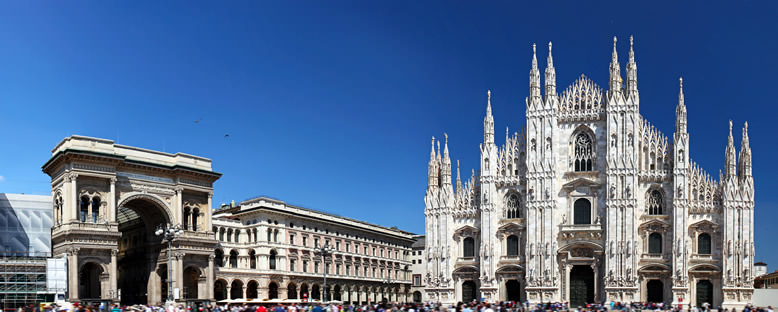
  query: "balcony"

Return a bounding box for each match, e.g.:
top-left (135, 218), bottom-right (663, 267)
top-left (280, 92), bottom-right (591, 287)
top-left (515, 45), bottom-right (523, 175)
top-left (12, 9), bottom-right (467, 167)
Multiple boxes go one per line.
top-left (559, 224), bottom-right (603, 241)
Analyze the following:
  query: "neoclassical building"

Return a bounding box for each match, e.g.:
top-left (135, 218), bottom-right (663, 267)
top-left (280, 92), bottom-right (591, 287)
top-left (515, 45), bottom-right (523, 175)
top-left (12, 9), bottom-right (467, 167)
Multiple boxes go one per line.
top-left (43, 136), bottom-right (221, 305)
top-left (42, 136), bottom-right (417, 305)
top-left (423, 37), bottom-right (755, 308)
top-left (210, 197), bottom-right (415, 304)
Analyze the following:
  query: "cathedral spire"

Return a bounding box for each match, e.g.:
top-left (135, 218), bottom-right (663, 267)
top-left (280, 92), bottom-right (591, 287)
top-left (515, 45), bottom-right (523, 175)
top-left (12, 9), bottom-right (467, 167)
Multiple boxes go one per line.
top-left (676, 77), bottom-right (687, 134)
top-left (529, 43), bottom-right (542, 108)
top-left (725, 120), bottom-right (737, 181)
top-left (484, 90), bottom-right (495, 144)
top-left (428, 136), bottom-right (437, 189)
top-left (441, 133), bottom-right (451, 185)
top-left (739, 122), bottom-right (752, 180)
top-left (545, 42), bottom-right (556, 97)
top-left (626, 35), bottom-right (638, 98)
top-left (609, 36), bottom-right (622, 95)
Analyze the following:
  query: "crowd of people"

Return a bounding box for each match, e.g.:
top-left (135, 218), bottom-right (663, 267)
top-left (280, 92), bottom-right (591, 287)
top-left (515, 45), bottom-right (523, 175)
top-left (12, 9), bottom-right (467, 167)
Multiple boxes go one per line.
top-left (26, 301), bottom-right (777, 312)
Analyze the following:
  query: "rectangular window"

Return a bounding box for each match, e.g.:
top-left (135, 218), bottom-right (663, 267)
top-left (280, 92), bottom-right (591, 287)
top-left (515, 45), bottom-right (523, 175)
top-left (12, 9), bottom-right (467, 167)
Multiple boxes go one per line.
top-left (346, 243), bottom-right (350, 252)
top-left (290, 259), bottom-right (296, 272)
top-left (336, 241), bottom-right (341, 250)
top-left (413, 274), bottom-right (422, 286)
top-left (373, 247), bottom-right (376, 256)
top-left (364, 246), bottom-right (368, 254)
top-left (289, 234), bottom-right (295, 245)
top-left (315, 238), bottom-right (319, 248)
top-left (303, 260), bottom-right (308, 273)
top-left (346, 265), bottom-right (351, 276)
top-left (336, 264), bottom-right (341, 275)
top-left (314, 262), bottom-right (319, 273)
top-left (303, 236), bottom-right (308, 247)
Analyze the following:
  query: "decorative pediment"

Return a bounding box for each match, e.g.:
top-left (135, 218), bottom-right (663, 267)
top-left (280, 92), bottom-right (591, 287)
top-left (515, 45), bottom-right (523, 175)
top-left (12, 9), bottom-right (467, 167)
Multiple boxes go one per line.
top-left (689, 219), bottom-right (719, 234)
top-left (638, 264), bottom-right (671, 274)
top-left (561, 177), bottom-right (600, 191)
top-left (496, 264), bottom-right (525, 273)
top-left (689, 263), bottom-right (721, 273)
top-left (497, 222), bottom-right (525, 234)
top-left (638, 219), bottom-right (671, 232)
top-left (453, 225), bottom-right (479, 239)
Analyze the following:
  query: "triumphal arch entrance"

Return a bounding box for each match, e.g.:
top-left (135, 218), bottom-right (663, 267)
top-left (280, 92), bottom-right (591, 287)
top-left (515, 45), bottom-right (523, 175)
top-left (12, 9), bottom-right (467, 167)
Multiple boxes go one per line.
top-left (42, 136), bottom-right (221, 304)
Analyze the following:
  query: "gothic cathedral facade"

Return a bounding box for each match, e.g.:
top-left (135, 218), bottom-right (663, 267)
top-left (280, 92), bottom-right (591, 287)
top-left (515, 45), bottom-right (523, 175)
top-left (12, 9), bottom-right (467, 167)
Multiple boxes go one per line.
top-left (423, 37), bottom-right (755, 309)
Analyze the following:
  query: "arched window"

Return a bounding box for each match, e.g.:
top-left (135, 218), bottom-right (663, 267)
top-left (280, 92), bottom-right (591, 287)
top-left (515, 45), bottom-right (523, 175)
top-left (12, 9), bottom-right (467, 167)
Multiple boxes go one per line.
top-left (192, 208), bottom-right (199, 231)
top-left (463, 237), bottom-right (475, 258)
top-left (229, 250), bottom-right (238, 268)
top-left (505, 193), bottom-right (521, 219)
top-left (647, 190), bottom-right (663, 215)
top-left (214, 249), bottom-right (224, 267)
top-left (249, 250), bottom-right (256, 269)
top-left (506, 235), bottom-right (519, 256)
top-left (573, 198), bottom-right (591, 225)
top-left (267, 229), bottom-right (272, 242)
top-left (183, 208), bottom-right (190, 230)
top-left (219, 228), bottom-right (225, 241)
top-left (91, 197), bottom-right (100, 223)
top-left (269, 250), bottom-right (277, 270)
top-left (649, 233), bottom-right (662, 254)
top-left (80, 196), bottom-right (90, 222)
top-left (574, 132), bottom-right (594, 172)
top-left (234, 230), bottom-right (240, 243)
top-left (698, 233), bottom-right (711, 255)
top-left (226, 229), bottom-right (232, 242)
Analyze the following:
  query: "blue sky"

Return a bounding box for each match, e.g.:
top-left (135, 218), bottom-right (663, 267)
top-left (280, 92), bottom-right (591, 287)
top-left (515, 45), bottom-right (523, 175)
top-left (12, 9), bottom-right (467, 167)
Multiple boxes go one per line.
top-left (1, 2), bottom-right (777, 267)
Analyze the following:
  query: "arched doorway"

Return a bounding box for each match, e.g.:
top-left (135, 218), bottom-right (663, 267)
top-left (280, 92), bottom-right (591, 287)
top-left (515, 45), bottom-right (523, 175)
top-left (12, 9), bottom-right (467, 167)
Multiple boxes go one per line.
top-left (647, 280), bottom-right (663, 303)
top-left (117, 197), bottom-right (168, 305)
top-left (462, 280), bottom-right (477, 303)
top-left (230, 280), bottom-right (243, 299)
top-left (696, 280), bottom-right (713, 307)
top-left (311, 284), bottom-right (320, 300)
top-left (288, 283), bottom-right (298, 299)
top-left (334, 285), bottom-right (342, 301)
top-left (569, 265), bottom-right (594, 308)
top-left (214, 280), bottom-right (227, 301)
top-left (246, 281), bottom-right (258, 299)
top-left (79, 263), bottom-right (103, 299)
top-left (269, 282), bottom-right (279, 299)
top-left (413, 291), bottom-right (422, 303)
top-left (506, 280), bottom-right (521, 302)
top-left (300, 284), bottom-right (309, 300)
top-left (183, 267), bottom-right (199, 299)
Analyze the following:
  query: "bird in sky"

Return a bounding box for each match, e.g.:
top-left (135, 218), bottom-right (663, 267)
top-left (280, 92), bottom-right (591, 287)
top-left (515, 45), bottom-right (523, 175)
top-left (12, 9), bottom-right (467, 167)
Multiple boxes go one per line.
top-left (224, 134), bottom-right (230, 138)
top-left (194, 118), bottom-right (202, 123)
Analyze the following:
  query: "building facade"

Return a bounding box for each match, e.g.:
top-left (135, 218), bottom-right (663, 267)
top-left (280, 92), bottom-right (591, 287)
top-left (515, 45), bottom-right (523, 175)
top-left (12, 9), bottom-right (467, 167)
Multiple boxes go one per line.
top-left (410, 235), bottom-right (427, 303)
top-left (42, 136), bottom-right (221, 305)
top-left (0, 193), bottom-right (66, 309)
top-left (211, 197), bottom-right (415, 304)
top-left (423, 37), bottom-right (755, 308)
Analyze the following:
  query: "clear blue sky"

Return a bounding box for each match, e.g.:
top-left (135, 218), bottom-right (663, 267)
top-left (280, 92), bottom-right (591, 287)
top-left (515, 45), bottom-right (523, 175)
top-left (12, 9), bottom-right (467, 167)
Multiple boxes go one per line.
top-left (1, 2), bottom-right (776, 267)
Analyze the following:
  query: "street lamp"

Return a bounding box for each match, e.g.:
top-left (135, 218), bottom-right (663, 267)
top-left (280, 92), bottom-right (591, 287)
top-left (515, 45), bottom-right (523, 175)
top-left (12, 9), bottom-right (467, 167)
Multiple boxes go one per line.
top-left (316, 243), bottom-right (335, 303)
top-left (155, 223), bottom-right (184, 303)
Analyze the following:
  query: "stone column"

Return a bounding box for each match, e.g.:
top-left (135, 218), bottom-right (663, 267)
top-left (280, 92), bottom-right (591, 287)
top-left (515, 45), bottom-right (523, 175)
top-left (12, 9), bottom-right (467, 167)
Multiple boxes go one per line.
top-left (206, 192), bottom-right (213, 231)
top-left (109, 177), bottom-right (117, 222)
top-left (67, 247), bottom-right (80, 300)
top-left (110, 249), bottom-right (118, 301)
top-left (208, 255), bottom-right (215, 300)
top-left (242, 285), bottom-right (247, 299)
top-left (69, 173), bottom-right (79, 222)
top-left (172, 253), bottom-right (183, 300)
top-left (591, 262), bottom-right (599, 302)
top-left (227, 286), bottom-right (232, 300)
top-left (175, 187), bottom-right (183, 225)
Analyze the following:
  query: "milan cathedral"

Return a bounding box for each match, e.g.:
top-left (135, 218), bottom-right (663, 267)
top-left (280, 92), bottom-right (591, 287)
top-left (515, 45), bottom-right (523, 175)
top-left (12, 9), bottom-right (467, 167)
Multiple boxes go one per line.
top-left (423, 37), bottom-right (755, 309)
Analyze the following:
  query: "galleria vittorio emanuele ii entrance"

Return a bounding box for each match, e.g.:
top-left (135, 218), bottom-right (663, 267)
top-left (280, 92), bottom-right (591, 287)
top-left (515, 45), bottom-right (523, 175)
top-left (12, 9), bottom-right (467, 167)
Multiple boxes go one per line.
top-left (43, 136), bottom-right (221, 304)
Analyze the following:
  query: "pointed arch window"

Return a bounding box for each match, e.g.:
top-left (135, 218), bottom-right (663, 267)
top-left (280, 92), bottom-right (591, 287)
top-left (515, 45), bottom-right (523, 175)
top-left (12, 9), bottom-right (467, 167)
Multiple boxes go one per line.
top-left (505, 193), bottom-right (521, 219)
top-left (647, 190), bottom-right (664, 215)
top-left (698, 233), bottom-right (711, 255)
top-left (649, 232), bottom-right (662, 254)
top-left (574, 132), bottom-right (594, 172)
top-left (79, 196), bottom-right (90, 222)
top-left (91, 197), bottom-right (100, 223)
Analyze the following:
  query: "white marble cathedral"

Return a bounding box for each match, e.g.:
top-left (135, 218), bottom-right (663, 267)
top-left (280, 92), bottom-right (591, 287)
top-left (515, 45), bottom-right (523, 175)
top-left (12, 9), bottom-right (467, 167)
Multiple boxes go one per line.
top-left (423, 37), bottom-right (755, 309)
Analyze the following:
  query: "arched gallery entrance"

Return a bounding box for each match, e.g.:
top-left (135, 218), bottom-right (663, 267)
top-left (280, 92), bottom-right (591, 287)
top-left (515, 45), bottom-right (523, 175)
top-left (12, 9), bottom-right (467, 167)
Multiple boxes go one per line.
top-left (646, 280), bottom-right (663, 303)
top-left (214, 280), bottom-right (227, 300)
top-left (413, 291), bottom-right (422, 303)
top-left (116, 197), bottom-right (168, 305)
top-left (505, 280), bottom-right (521, 302)
top-left (462, 280), bottom-right (477, 303)
top-left (569, 265), bottom-right (594, 308)
top-left (79, 263), bottom-right (103, 299)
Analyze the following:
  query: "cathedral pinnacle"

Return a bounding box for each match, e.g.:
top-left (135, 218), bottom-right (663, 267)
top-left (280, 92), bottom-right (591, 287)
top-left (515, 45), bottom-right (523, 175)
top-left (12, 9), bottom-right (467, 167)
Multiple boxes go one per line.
top-left (430, 136), bottom-right (436, 161)
top-left (676, 77), bottom-right (687, 133)
top-left (609, 36), bottom-right (622, 95)
top-left (530, 43), bottom-right (541, 106)
top-left (456, 159), bottom-right (462, 194)
top-left (545, 41), bottom-right (556, 97)
top-left (484, 90), bottom-right (495, 144)
top-left (725, 120), bottom-right (737, 180)
top-left (739, 121), bottom-right (753, 180)
top-left (626, 35), bottom-right (638, 97)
